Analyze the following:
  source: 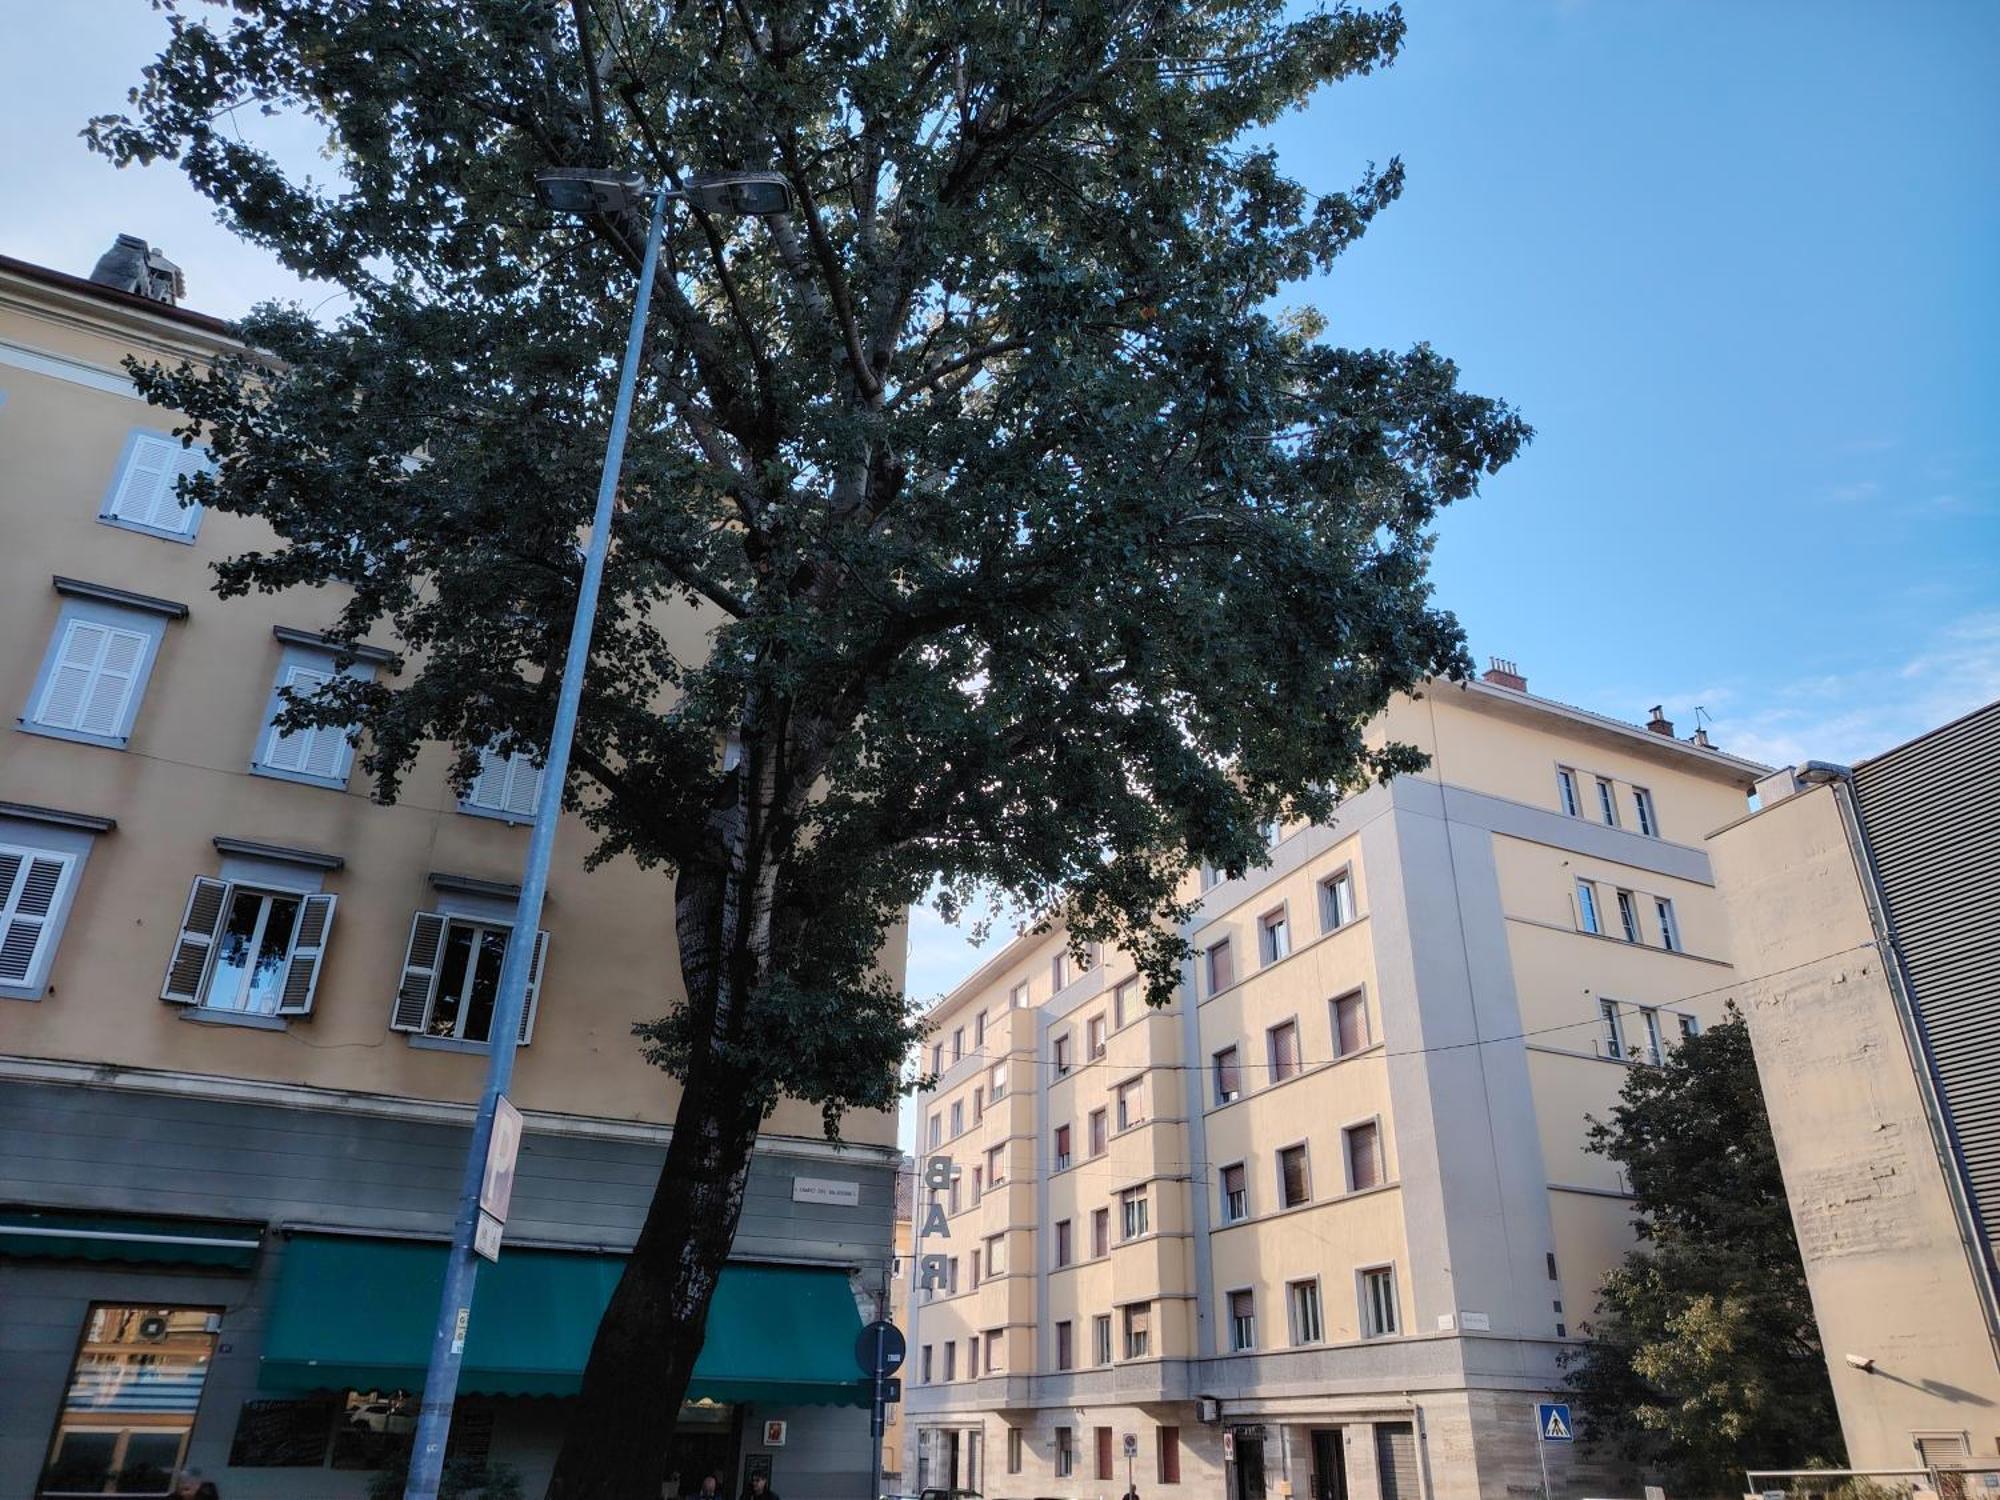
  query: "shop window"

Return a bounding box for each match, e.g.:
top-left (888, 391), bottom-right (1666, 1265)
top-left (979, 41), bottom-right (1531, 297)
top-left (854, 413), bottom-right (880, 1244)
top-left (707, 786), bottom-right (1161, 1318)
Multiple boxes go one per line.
top-left (38, 1304), bottom-right (220, 1497)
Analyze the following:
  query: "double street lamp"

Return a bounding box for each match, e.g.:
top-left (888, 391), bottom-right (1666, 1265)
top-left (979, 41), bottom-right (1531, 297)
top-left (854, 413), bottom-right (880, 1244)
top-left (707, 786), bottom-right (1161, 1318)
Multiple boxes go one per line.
top-left (403, 166), bottom-right (792, 1500)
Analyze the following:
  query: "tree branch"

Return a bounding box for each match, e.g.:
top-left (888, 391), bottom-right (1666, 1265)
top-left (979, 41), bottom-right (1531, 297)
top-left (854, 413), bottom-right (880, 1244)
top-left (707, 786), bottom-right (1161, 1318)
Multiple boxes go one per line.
top-left (887, 338), bottom-right (1031, 408)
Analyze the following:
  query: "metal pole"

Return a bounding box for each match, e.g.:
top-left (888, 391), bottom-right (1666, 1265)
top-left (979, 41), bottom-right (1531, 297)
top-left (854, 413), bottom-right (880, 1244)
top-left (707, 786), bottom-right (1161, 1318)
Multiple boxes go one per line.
top-left (403, 180), bottom-right (672, 1500)
top-left (868, 1320), bottom-right (885, 1500)
top-left (1534, 1405), bottom-right (1551, 1500)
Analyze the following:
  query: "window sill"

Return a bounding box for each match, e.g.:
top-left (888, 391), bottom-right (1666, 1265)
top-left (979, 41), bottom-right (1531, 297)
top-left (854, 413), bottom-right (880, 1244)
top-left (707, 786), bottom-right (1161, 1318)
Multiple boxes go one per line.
top-left (98, 512), bottom-right (201, 545)
top-left (456, 802), bottom-right (534, 826)
top-left (0, 983), bottom-right (49, 1003)
top-left (251, 763), bottom-right (353, 793)
top-left (17, 720), bottom-right (128, 751)
top-left (179, 1008), bottom-right (288, 1032)
top-left (406, 1034), bottom-right (493, 1055)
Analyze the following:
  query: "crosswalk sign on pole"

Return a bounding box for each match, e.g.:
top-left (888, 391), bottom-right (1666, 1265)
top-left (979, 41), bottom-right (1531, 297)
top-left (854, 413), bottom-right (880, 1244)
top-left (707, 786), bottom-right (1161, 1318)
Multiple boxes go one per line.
top-left (1536, 1403), bottom-right (1574, 1443)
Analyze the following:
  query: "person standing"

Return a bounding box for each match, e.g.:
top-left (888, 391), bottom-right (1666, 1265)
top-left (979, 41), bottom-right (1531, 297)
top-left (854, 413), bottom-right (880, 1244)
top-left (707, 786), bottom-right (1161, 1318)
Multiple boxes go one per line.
top-left (741, 1471), bottom-right (780, 1500)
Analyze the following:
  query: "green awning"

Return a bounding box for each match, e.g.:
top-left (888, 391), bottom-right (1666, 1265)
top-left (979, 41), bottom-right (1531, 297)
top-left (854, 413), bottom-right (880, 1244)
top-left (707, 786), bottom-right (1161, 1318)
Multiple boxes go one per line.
top-left (261, 1233), bottom-right (868, 1405)
top-left (0, 1206), bottom-right (261, 1269)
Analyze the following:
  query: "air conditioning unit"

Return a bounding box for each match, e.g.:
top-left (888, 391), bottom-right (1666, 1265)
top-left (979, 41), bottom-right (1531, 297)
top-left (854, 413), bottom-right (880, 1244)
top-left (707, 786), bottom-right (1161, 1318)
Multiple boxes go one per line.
top-left (1196, 1397), bottom-right (1222, 1424)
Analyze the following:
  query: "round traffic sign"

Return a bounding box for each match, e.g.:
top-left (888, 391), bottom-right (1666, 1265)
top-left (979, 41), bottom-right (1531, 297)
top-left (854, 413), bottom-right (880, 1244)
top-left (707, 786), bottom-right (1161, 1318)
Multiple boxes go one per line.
top-left (855, 1319), bottom-right (907, 1377)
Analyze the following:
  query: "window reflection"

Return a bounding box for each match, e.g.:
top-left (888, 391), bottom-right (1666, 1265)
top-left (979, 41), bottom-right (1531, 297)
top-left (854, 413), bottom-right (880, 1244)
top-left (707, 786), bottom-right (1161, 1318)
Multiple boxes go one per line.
top-left (429, 921), bottom-right (509, 1042)
top-left (38, 1305), bottom-right (219, 1498)
top-left (199, 889), bottom-right (302, 1015)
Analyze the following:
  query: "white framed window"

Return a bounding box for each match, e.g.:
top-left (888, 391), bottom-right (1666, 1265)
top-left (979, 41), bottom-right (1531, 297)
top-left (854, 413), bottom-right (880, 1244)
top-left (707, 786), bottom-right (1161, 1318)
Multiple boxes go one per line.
top-left (1213, 1045), bottom-right (1242, 1104)
top-left (1221, 1162), bottom-right (1249, 1223)
top-left (1639, 1006), bottom-right (1665, 1066)
top-left (1319, 868), bottom-right (1357, 931)
top-left (1055, 1427), bottom-right (1075, 1476)
top-left (985, 1143), bottom-right (1007, 1184)
top-left (1007, 1426), bottom-right (1022, 1474)
top-left (1009, 981), bottom-right (1030, 1009)
top-left (986, 1330), bottom-right (1004, 1373)
top-left (927, 1113), bottom-right (941, 1149)
top-left (1121, 1302), bottom-right (1152, 1359)
top-left (1656, 897), bottom-right (1682, 951)
top-left (950, 1100), bottom-right (964, 1137)
top-left (23, 592), bottom-right (177, 750)
top-left (1633, 786), bottom-right (1659, 838)
top-left (461, 744), bottom-right (544, 822)
top-left (389, 911), bottom-right (548, 1045)
top-left (1051, 950), bottom-right (1071, 991)
top-left (1259, 906), bottom-right (1290, 964)
top-left (1206, 937), bottom-right (1235, 994)
top-left (158, 877), bottom-right (337, 1018)
top-left (1053, 1032), bottom-right (1072, 1076)
top-left (1054, 1124), bottom-right (1072, 1170)
top-left (1344, 1119), bottom-right (1384, 1192)
top-left (930, 1042), bottom-right (944, 1074)
top-left (1087, 1013), bottom-right (1107, 1058)
top-left (1278, 1143), bottom-right (1312, 1208)
top-left (1598, 998), bottom-right (1625, 1060)
top-left (1093, 1313), bottom-right (1113, 1365)
top-left (952, 1026), bottom-right (965, 1061)
top-left (1113, 977), bottom-right (1138, 1028)
top-left (1575, 879), bottom-right (1602, 934)
top-left (1596, 777), bottom-right (1619, 826)
top-left (984, 1232), bottom-right (1005, 1278)
top-left (0, 843), bottom-right (79, 997)
top-left (1114, 1077), bottom-right (1145, 1131)
top-left (1360, 1266), bottom-right (1399, 1337)
top-left (1120, 1187), bottom-right (1149, 1241)
top-left (990, 1061), bottom-right (1008, 1099)
top-left (974, 1008), bottom-right (986, 1046)
top-left (254, 647), bottom-right (369, 790)
top-left (1616, 889), bottom-right (1642, 943)
top-left (1288, 1278), bottom-right (1324, 1345)
top-left (1332, 990), bottom-right (1370, 1056)
top-left (1089, 1106), bottom-right (1108, 1155)
top-left (1229, 1289), bottom-right (1256, 1351)
top-left (99, 428), bottom-right (211, 541)
top-left (1263, 817), bottom-right (1284, 848)
top-left (1556, 767), bottom-right (1581, 817)
top-left (1267, 1019), bottom-right (1301, 1083)
top-left (1200, 862), bottom-right (1222, 892)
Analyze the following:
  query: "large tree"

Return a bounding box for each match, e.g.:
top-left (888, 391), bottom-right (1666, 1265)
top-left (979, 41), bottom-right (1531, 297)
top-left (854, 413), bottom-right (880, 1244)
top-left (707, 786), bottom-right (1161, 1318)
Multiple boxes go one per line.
top-left (1566, 1013), bottom-right (1845, 1494)
top-left (97, 1), bottom-right (1526, 1492)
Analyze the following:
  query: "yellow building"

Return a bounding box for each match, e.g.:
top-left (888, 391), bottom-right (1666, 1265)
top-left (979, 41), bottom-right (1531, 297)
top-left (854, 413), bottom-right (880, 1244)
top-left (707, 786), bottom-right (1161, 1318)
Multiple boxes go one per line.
top-left (1709, 700), bottom-right (2000, 1478)
top-left (904, 666), bottom-right (1764, 1500)
top-left (0, 244), bottom-right (901, 1498)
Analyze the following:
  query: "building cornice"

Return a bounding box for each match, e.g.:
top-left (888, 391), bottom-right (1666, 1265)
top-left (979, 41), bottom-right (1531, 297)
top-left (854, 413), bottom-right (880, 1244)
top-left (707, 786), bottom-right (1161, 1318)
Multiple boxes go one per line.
top-left (0, 801), bottom-right (117, 834)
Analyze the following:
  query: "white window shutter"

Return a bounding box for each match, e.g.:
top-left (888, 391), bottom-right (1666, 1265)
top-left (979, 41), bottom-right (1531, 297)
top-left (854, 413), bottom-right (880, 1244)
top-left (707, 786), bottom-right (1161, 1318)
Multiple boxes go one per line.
top-left (156, 444), bottom-right (210, 533)
top-left (468, 748), bottom-right (506, 810)
top-left (276, 893), bottom-right (338, 1016)
top-left (517, 929), bottom-right (550, 1044)
top-left (107, 433), bottom-right (176, 527)
top-left (264, 666), bottom-right (340, 775)
top-left (391, 911), bottom-right (448, 1032)
top-left (160, 876), bottom-right (230, 1003)
top-left (77, 627), bottom-right (146, 737)
top-left (0, 848), bottom-right (72, 985)
top-left (35, 621), bottom-right (108, 731)
top-left (503, 755), bottom-right (542, 819)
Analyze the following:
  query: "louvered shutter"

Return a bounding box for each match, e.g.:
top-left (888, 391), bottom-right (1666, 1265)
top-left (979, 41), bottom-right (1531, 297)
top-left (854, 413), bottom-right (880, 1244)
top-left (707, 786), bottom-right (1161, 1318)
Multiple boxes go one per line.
top-left (107, 434), bottom-right (175, 527)
top-left (275, 893), bottom-right (338, 1016)
top-left (78, 628), bottom-right (145, 737)
top-left (160, 877), bottom-right (229, 1003)
top-left (264, 666), bottom-right (347, 780)
top-left (391, 911), bottom-right (448, 1031)
top-left (1336, 994), bottom-right (1368, 1055)
top-left (503, 756), bottom-right (542, 819)
top-left (35, 620), bottom-right (145, 737)
top-left (0, 848), bottom-right (72, 985)
top-left (1374, 1424), bottom-right (1419, 1500)
top-left (517, 929), bottom-right (550, 1044)
top-left (1349, 1122), bottom-right (1382, 1191)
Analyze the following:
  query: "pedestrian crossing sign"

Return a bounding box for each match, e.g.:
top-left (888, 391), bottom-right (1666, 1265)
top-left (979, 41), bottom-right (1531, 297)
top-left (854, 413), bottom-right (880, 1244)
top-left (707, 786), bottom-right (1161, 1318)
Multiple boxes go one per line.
top-left (1537, 1403), bottom-right (1573, 1443)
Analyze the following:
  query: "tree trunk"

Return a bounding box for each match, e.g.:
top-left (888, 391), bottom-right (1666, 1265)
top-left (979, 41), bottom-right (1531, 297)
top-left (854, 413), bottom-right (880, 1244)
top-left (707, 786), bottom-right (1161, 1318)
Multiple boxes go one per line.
top-left (543, 1057), bottom-right (768, 1498)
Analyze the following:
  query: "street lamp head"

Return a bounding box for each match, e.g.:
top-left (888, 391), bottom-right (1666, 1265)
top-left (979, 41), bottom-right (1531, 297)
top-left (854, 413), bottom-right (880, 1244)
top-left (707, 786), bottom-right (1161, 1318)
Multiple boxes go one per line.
top-left (682, 171), bottom-right (794, 217)
top-left (534, 168), bottom-right (648, 217)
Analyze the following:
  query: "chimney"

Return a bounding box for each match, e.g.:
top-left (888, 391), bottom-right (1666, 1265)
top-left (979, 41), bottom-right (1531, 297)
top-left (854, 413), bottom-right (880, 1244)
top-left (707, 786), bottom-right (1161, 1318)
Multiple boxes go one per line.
top-left (1690, 727), bottom-right (1712, 749)
top-left (1481, 656), bottom-right (1527, 692)
top-left (88, 234), bottom-right (185, 306)
top-left (1645, 705), bottom-right (1675, 737)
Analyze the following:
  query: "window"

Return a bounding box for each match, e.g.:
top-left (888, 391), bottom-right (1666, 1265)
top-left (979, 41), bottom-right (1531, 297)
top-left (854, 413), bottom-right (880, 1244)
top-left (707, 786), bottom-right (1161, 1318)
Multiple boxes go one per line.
top-left (949, 1174), bottom-right (963, 1215)
top-left (946, 1256), bottom-right (960, 1294)
top-left (1616, 889), bottom-right (1641, 943)
top-left (1557, 767), bottom-right (1581, 816)
top-left (1053, 1033), bottom-right (1072, 1076)
top-left (1575, 879), bottom-right (1601, 934)
top-left (1055, 1321), bottom-right (1074, 1371)
top-left (461, 744), bottom-right (543, 822)
top-left (1639, 1007), bottom-right (1665, 1066)
top-left (1221, 1163), bottom-right (1248, 1223)
top-left (1361, 1267), bottom-right (1399, 1337)
top-left (920, 1345), bottom-right (933, 1382)
top-left (967, 1339), bottom-right (980, 1379)
top-left (971, 1166), bottom-right (983, 1203)
top-left (1091, 1207), bottom-right (1110, 1258)
top-left (1677, 1012), bottom-right (1701, 1041)
top-left (254, 648), bottom-right (368, 789)
top-left (973, 1086), bottom-right (984, 1123)
top-left (1656, 897), bottom-right (1681, 951)
top-left (1082, 1107), bottom-right (1105, 1156)
top-left (1259, 907), bottom-right (1290, 964)
top-left (950, 1100), bottom-right (964, 1137)
top-left (931, 1043), bottom-right (945, 1074)
top-left (1596, 777), bottom-right (1619, 826)
top-left (1206, 937), bottom-right (1235, 994)
top-left (1114, 977), bottom-right (1138, 1028)
top-left (1054, 1124), bottom-right (1072, 1170)
top-left (1122, 1302), bottom-right (1152, 1358)
top-left (39, 1305), bottom-right (222, 1497)
top-left (1055, 1428), bottom-right (1074, 1478)
top-left (1264, 817), bottom-right (1284, 848)
top-left (1093, 1314), bottom-right (1113, 1365)
top-left (1096, 1427), bottom-right (1115, 1481)
top-left (1158, 1427), bottom-right (1182, 1485)
top-left (0, 842), bottom-right (78, 997)
top-left (1052, 950), bottom-right (1071, 991)
top-left (1120, 1187), bottom-right (1150, 1240)
top-left (1007, 1429), bottom-right (1023, 1475)
top-left (1320, 868), bottom-right (1358, 930)
top-left (1115, 1077), bottom-right (1145, 1130)
top-left (1010, 981), bottom-right (1030, 1009)
top-left (1633, 786), bottom-right (1659, 837)
top-left (1332, 991), bottom-right (1370, 1056)
top-left (1267, 1020), bottom-right (1301, 1083)
top-left (390, 912), bottom-right (548, 1045)
top-left (990, 1061), bottom-right (1009, 1099)
top-left (984, 1233), bottom-right (1005, 1279)
top-left (1598, 998), bottom-right (1625, 1060)
top-left (927, 1114), bottom-right (941, 1149)
top-left (1288, 1279), bottom-right (1324, 1345)
top-left (985, 1143), bottom-right (1007, 1184)
top-left (1054, 1220), bottom-right (1073, 1267)
top-left (1214, 1046), bottom-right (1243, 1104)
top-left (1229, 1289), bottom-right (1256, 1351)
top-left (159, 878), bottom-right (337, 1018)
top-left (1278, 1144), bottom-right (1311, 1208)
top-left (986, 1330), bottom-right (1003, 1372)
top-left (942, 1341), bottom-right (956, 1380)
top-left (1345, 1120), bottom-right (1383, 1191)
top-left (30, 606), bottom-right (169, 752)
top-left (1088, 1013), bottom-right (1107, 1058)
top-left (99, 429), bottom-right (212, 540)
top-left (952, 1026), bottom-right (965, 1061)
top-left (1200, 862), bottom-right (1222, 891)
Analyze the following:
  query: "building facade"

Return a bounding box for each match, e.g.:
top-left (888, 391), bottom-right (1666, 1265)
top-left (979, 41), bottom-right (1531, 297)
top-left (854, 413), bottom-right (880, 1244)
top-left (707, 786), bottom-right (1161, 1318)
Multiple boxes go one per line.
top-left (1708, 700), bottom-right (2000, 1474)
top-left (904, 672), bottom-right (1765, 1500)
top-left (0, 248), bottom-right (901, 1498)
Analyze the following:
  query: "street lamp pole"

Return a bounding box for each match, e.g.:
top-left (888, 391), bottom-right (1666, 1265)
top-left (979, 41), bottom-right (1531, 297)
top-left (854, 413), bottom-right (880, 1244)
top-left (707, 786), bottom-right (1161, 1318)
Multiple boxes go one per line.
top-left (402, 165), bottom-right (791, 1500)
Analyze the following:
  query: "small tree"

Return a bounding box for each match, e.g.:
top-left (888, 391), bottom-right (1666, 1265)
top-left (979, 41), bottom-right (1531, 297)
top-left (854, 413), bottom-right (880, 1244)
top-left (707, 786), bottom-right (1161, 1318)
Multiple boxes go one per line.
top-left (94, 2), bottom-right (1527, 1493)
top-left (1566, 1012), bottom-right (1845, 1493)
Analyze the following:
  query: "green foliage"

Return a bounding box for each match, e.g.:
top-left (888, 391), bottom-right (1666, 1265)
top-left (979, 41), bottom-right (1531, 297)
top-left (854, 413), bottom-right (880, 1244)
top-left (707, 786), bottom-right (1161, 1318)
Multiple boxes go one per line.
top-left (1565, 1013), bottom-right (1845, 1494)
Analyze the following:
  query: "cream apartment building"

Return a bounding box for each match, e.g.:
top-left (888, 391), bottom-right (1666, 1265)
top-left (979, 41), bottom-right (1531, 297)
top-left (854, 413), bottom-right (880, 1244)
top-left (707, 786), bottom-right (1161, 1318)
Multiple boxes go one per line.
top-left (0, 245), bottom-right (900, 1499)
top-left (904, 667), bottom-right (1765, 1500)
top-left (1709, 700), bottom-right (2000, 1476)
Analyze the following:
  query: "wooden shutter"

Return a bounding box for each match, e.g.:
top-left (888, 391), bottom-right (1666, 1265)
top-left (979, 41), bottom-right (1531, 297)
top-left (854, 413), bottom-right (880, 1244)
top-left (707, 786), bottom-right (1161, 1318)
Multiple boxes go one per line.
top-left (160, 877), bottom-right (229, 1003)
top-left (275, 893), bottom-right (338, 1016)
top-left (391, 911), bottom-right (448, 1031)
top-left (517, 928), bottom-right (549, 1044)
top-left (0, 848), bottom-right (72, 985)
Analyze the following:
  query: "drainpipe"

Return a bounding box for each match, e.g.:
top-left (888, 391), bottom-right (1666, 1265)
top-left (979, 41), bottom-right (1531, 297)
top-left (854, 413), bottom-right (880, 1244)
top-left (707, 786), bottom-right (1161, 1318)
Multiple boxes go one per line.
top-left (1797, 762), bottom-right (2000, 1365)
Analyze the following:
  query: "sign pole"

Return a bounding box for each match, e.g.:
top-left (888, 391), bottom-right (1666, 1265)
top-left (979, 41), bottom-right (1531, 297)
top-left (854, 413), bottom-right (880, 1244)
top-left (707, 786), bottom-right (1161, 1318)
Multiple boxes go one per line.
top-left (1534, 1403), bottom-right (1552, 1500)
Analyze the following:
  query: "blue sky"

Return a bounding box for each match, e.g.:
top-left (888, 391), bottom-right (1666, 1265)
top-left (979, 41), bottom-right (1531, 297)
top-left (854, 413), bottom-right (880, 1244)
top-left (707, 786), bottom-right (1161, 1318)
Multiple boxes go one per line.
top-left (5, 2), bottom-right (1994, 1038)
